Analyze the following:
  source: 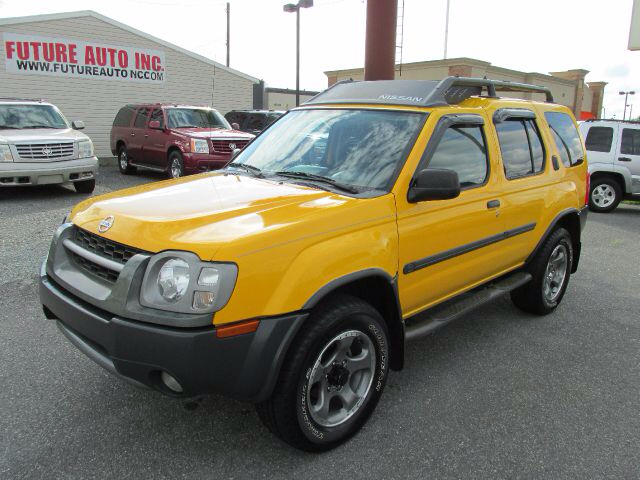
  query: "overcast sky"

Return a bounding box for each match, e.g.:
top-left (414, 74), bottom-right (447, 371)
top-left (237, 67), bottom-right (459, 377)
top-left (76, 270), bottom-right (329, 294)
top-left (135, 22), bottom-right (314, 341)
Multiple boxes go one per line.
top-left (1, 0), bottom-right (638, 118)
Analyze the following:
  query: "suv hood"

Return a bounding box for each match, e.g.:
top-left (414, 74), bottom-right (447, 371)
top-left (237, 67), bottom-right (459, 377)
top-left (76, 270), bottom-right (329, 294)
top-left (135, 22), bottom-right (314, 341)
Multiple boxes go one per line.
top-left (0, 127), bottom-right (88, 143)
top-left (172, 128), bottom-right (254, 140)
top-left (70, 173), bottom-right (383, 260)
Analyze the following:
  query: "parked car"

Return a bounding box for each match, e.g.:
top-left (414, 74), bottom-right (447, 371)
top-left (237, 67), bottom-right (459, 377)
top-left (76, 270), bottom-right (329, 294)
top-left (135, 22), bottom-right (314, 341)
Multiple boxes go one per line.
top-left (224, 109), bottom-right (284, 135)
top-left (41, 77), bottom-right (588, 451)
top-left (0, 98), bottom-right (97, 193)
top-left (110, 104), bottom-right (254, 178)
top-left (578, 118), bottom-right (640, 212)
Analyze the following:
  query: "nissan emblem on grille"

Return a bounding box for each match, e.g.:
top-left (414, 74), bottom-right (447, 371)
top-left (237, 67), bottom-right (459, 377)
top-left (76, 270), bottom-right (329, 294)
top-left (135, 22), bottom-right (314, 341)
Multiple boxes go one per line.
top-left (98, 216), bottom-right (115, 233)
top-left (41, 147), bottom-right (52, 156)
top-left (229, 143), bottom-right (237, 150)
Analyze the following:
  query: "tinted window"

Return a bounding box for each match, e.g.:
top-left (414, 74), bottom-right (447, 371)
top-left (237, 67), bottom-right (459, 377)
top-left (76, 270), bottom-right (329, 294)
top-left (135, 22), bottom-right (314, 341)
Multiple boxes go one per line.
top-left (113, 106), bottom-right (135, 127)
top-left (426, 125), bottom-right (488, 187)
top-left (496, 120), bottom-right (534, 178)
top-left (225, 111), bottom-right (246, 126)
top-left (167, 108), bottom-right (230, 129)
top-left (526, 120), bottom-right (545, 173)
top-left (621, 128), bottom-right (640, 155)
top-left (150, 108), bottom-right (164, 129)
top-left (133, 108), bottom-right (149, 128)
top-left (247, 114), bottom-right (266, 131)
top-left (231, 109), bottom-right (426, 191)
top-left (544, 112), bottom-right (584, 167)
top-left (585, 126), bottom-right (613, 153)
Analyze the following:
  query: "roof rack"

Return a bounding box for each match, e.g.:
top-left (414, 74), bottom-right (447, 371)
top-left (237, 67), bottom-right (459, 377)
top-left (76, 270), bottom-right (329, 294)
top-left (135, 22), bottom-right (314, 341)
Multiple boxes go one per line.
top-left (584, 118), bottom-right (640, 125)
top-left (0, 97), bottom-right (44, 102)
top-left (304, 76), bottom-right (554, 108)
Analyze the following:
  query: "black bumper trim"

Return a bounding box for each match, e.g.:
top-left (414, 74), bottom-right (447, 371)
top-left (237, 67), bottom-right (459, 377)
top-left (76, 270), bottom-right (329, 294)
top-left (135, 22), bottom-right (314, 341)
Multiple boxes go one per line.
top-left (40, 273), bottom-right (307, 402)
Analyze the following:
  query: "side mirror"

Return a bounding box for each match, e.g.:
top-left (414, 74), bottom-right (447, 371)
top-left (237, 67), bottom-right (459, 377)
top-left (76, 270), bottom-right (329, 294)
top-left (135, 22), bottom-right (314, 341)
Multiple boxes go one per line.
top-left (407, 168), bottom-right (460, 203)
top-left (72, 120), bottom-right (85, 130)
top-left (231, 148), bottom-right (241, 160)
top-left (148, 120), bottom-right (162, 129)
top-left (231, 122), bottom-right (241, 130)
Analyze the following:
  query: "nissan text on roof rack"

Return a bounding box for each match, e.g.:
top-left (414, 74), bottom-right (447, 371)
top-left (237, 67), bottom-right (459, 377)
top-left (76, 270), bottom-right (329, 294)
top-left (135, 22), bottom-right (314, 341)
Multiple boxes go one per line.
top-left (0, 98), bottom-right (97, 193)
top-left (40, 76), bottom-right (588, 451)
top-left (579, 118), bottom-right (640, 212)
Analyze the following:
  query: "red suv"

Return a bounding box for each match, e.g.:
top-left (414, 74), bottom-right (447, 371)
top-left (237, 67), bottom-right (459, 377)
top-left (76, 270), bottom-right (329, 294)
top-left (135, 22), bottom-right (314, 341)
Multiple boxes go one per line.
top-left (110, 104), bottom-right (254, 178)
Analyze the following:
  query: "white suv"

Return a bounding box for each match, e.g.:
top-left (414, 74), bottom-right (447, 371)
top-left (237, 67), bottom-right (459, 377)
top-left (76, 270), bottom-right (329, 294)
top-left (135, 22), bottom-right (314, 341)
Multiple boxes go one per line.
top-left (0, 99), bottom-right (98, 193)
top-left (579, 119), bottom-right (640, 212)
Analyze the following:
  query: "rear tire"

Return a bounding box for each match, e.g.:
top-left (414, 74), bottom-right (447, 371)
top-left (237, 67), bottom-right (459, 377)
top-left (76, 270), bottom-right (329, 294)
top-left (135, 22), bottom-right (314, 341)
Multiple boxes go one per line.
top-left (511, 228), bottom-right (573, 315)
top-left (589, 176), bottom-right (622, 213)
top-left (256, 294), bottom-right (389, 452)
top-left (118, 145), bottom-right (136, 175)
top-left (74, 178), bottom-right (95, 194)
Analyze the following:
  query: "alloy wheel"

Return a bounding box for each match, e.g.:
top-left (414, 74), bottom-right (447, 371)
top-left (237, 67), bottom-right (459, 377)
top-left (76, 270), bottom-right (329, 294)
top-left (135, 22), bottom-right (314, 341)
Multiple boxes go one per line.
top-left (543, 244), bottom-right (568, 303)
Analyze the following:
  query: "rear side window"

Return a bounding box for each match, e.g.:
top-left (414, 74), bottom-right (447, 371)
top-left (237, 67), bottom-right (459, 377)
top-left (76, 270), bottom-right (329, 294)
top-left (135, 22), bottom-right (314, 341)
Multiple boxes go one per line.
top-left (113, 106), bottom-right (135, 127)
top-left (621, 128), bottom-right (640, 155)
top-left (426, 125), bottom-right (489, 188)
top-left (247, 114), bottom-right (266, 131)
top-left (544, 112), bottom-right (584, 167)
top-left (585, 126), bottom-right (613, 152)
top-left (133, 108), bottom-right (149, 128)
top-left (495, 119), bottom-right (546, 179)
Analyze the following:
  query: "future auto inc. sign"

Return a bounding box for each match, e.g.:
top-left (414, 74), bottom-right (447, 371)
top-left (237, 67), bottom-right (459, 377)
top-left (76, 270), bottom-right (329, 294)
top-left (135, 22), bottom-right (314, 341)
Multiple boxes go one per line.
top-left (3, 33), bottom-right (166, 83)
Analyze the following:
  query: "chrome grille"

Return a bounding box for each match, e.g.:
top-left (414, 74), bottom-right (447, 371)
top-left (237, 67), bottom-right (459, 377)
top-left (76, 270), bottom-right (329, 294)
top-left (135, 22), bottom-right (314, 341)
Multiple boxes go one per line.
top-left (210, 139), bottom-right (250, 154)
top-left (72, 227), bottom-right (147, 283)
top-left (16, 142), bottom-right (74, 160)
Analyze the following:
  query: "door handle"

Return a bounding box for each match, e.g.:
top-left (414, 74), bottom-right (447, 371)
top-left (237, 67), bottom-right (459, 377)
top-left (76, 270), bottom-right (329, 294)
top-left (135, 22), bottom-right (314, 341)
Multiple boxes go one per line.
top-left (618, 157), bottom-right (632, 162)
top-left (144, 134), bottom-right (149, 138)
top-left (130, 132), bottom-right (135, 137)
top-left (487, 199), bottom-right (500, 209)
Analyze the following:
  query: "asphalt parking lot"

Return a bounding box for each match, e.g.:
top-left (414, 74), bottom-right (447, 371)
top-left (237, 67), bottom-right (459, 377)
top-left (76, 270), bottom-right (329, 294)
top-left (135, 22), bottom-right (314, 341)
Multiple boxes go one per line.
top-left (1, 165), bottom-right (639, 479)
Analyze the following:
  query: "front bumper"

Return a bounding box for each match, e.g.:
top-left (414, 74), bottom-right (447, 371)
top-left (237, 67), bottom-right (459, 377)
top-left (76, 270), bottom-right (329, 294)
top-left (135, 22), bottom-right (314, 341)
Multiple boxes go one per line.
top-left (0, 157), bottom-right (98, 186)
top-left (40, 268), bottom-right (306, 402)
top-left (182, 152), bottom-right (230, 173)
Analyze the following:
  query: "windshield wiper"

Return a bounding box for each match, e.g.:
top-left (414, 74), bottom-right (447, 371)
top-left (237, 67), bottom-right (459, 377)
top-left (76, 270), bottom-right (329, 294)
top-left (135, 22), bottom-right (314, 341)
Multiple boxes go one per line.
top-left (0, 125), bottom-right (19, 129)
top-left (226, 162), bottom-right (264, 178)
top-left (274, 171), bottom-right (360, 194)
top-left (21, 125), bottom-right (59, 129)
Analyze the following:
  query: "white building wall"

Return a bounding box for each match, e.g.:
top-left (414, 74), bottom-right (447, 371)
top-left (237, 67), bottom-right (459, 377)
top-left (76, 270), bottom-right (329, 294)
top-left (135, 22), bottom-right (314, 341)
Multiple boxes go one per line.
top-left (0, 14), bottom-right (257, 156)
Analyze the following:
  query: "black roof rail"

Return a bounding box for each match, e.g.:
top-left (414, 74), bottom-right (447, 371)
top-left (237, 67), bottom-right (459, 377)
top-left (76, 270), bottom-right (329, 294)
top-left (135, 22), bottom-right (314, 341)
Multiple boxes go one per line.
top-left (0, 97), bottom-right (44, 102)
top-left (584, 118), bottom-right (640, 125)
top-left (303, 76), bottom-right (554, 108)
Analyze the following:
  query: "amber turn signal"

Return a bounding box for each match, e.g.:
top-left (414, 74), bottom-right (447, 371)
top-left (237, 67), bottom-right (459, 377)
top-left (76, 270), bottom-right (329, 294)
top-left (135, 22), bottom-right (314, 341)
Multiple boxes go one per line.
top-left (216, 319), bottom-right (260, 338)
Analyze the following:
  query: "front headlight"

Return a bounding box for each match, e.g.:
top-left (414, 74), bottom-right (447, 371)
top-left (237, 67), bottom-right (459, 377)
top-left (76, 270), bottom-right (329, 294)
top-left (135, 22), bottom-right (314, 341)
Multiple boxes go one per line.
top-left (0, 144), bottom-right (13, 162)
top-left (140, 251), bottom-right (237, 314)
top-left (190, 138), bottom-right (209, 154)
top-left (78, 139), bottom-right (94, 159)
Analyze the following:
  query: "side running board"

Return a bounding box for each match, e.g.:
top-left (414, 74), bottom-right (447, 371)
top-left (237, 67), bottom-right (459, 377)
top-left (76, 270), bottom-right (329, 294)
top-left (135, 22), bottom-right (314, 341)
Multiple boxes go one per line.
top-left (404, 272), bottom-right (532, 342)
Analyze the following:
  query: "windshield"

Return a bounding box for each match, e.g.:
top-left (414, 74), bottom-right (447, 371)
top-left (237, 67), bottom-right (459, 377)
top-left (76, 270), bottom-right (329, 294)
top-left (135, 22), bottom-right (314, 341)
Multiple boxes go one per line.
top-left (0, 104), bottom-right (69, 129)
top-left (167, 108), bottom-right (230, 129)
top-left (231, 109), bottom-right (426, 191)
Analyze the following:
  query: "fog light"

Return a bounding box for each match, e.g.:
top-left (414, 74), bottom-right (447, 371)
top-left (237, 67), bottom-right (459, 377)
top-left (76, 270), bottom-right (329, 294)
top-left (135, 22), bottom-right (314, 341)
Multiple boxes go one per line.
top-left (160, 371), bottom-right (183, 393)
top-left (193, 290), bottom-right (215, 310)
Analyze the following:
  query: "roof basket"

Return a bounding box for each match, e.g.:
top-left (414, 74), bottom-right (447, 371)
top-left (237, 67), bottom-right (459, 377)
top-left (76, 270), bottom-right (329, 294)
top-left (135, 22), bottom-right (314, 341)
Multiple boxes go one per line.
top-left (304, 76), bottom-right (554, 108)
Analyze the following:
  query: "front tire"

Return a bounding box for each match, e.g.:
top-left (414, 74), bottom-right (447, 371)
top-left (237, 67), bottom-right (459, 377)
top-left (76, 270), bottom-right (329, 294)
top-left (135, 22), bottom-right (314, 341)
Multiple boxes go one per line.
top-left (589, 177), bottom-right (622, 212)
top-left (118, 145), bottom-right (136, 175)
top-left (511, 228), bottom-right (573, 315)
top-left (256, 295), bottom-right (389, 452)
top-left (168, 151), bottom-right (184, 179)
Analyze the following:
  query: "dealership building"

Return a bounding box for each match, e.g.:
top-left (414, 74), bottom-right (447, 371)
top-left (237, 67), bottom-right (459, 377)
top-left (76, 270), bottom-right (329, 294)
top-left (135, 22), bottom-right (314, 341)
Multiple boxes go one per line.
top-left (0, 11), bottom-right (261, 157)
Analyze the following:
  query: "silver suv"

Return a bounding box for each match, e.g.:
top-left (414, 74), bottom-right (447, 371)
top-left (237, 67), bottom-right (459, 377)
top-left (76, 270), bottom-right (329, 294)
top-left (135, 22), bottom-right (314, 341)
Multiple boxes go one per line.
top-left (0, 99), bottom-right (98, 193)
top-left (579, 119), bottom-right (640, 212)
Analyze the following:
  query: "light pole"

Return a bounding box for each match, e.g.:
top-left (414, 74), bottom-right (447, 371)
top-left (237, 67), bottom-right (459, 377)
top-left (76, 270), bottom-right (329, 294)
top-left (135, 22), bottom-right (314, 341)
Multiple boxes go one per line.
top-left (284, 0), bottom-right (313, 107)
top-left (619, 90), bottom-right (635, 120)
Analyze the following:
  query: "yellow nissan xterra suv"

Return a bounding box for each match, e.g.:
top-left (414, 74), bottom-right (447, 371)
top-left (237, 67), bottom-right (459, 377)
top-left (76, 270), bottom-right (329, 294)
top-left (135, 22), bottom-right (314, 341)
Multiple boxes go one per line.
top-left (40, 77), bottom-right (589, 451)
